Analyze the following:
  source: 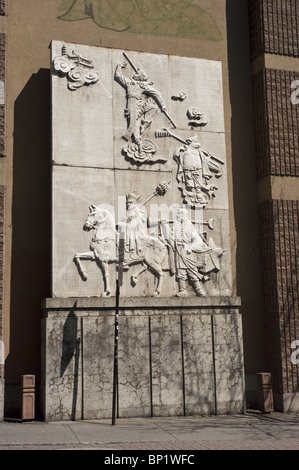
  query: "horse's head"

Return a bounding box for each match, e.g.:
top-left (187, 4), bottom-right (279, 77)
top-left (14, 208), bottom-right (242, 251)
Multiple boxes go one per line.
top-left (83, 204), bottom-right (116, 239)
top-left (83, 204), bottom-right (104, 231)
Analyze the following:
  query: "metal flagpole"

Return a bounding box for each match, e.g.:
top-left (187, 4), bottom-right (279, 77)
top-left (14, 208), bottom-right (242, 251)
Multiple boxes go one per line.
top-left (112, 233), bottom-right (124, 425)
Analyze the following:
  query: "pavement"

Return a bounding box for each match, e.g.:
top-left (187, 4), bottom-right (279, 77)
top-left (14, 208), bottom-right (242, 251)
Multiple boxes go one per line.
top-left (0, 411), bottom-right (299, 452)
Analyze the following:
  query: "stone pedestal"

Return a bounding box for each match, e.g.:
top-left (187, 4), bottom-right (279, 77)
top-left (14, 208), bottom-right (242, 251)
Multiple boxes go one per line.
top-left (21, 375), bottom-right (35, 421)
top-left (257, 372), bottom-right (274, 413)
top-left (41, 297), bottom-right (245, 421)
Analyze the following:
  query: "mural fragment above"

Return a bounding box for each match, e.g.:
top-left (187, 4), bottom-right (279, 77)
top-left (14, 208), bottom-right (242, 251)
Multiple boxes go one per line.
top-left (58, 0), bottom-right (222, 41)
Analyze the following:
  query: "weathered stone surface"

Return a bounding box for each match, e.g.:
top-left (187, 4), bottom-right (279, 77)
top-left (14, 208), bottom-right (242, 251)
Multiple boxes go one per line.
top-left (213, 314), bottom-right (245, 414)
top-left (182, 315), bottom-right (215, 415)
top-left (118, 315), bottom-right (151, 417)
top-left (42, 295), bottom-right (241, 311)
top-left (41, 312), bottom-right (83, 421)
top-left (82, 316), bottom-right (114, 419)
top-left (151, 315), bottom-right (184, 417)
top-left (41, 300), bottom-right (245, 421)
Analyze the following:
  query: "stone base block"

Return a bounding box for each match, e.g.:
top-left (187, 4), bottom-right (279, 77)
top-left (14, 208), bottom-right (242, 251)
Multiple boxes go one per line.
top-left (274, 392), bottom-right (299, 413)
top-left (41, 297), bottom-right (245, 421)
top-left (21, 375), bottom-right (35, 421)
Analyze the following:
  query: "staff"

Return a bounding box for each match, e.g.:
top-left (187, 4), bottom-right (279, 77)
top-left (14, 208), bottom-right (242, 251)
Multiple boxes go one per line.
top-left (139, 181), bottom-right (170, 207)
top-left (155, 128), bottom-right (225, 165)
top-left (123, 53), bottom-right (177, 128)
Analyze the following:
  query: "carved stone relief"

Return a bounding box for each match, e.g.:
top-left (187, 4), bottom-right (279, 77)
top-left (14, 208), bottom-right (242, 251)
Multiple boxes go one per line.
top-left (114, 53), bottom-right (176, 164)
top-left (154, 129), bottom-right (224, 208)
top-left (171, 92), bottom-right (187, 101)
top-left (53, 44), bottom-right (100, 90)
top-left (51, 42), bottom-right (230, 298)
top-left (74, 182), bottom-right (170, 297)
top-left (173, 136), bottom-right (224, 208)
top-left (187, 108), bottom-right (208, 127)
top-left (70, 49), bottom-right (226, 295)
top-left (49, 43), bottom-right (243, 422)
top-left (74, 198), bottom-right (225, 298)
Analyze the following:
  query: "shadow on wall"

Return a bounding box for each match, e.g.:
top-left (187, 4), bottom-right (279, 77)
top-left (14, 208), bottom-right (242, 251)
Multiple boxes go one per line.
top-left (5, 69), bottom-right (51, 418)
top-left (226, 0), bottom-right (264, 383)
top-left (61, 307), bottom-right (81, 421)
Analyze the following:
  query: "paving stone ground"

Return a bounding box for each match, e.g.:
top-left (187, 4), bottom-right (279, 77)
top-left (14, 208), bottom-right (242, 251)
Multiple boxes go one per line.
top-left (0, 412), bottom-right (298, 451)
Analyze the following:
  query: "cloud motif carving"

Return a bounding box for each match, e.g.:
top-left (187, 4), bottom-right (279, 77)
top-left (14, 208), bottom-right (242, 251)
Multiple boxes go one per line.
top-left (53, 45), bottom-right (100, 90)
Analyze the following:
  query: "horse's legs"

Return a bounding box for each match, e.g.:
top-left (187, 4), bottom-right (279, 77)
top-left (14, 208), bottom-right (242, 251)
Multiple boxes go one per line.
top-left (145, 260), bottom-right (164, 296)
top-left (130, 261), bottom-right (163, 296)
top-left (100, 261), bottom-right (111, 297)
top-left (152, 267), bottom-right (164, 296)
top-left (131, 263), bottom-right (148, 287)
top-left (74, 251), bottom-right (95, 280)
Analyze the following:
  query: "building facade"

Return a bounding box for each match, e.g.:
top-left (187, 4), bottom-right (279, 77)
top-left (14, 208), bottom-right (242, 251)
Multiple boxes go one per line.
top-left (0, 0), bottom-right (298, 420)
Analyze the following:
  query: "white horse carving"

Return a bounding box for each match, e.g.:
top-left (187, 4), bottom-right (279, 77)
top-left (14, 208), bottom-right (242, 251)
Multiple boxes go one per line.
top-left (74, 204), bottom-right (168, 297)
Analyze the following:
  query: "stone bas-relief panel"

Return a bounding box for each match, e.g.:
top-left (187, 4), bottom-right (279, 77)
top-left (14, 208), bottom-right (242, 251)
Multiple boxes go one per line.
top-left (51, 41), bottom-right (232, 299)
top-left (48, 43), bottom-right (244, 422)
top-left (51, 44), bottom-right (114, 169)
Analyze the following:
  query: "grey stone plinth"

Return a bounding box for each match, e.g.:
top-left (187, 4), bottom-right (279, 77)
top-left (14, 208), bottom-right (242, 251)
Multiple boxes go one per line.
top-left (41, 296), bottom-right (245, 421)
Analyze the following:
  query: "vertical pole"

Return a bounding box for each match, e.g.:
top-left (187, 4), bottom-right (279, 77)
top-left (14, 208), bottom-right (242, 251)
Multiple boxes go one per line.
top-left (112, 279), bottom-right (119, 425)
top-left (211, 315), bottom-right (218, 415)
top-left (112, 235), bottom-right (124, 425)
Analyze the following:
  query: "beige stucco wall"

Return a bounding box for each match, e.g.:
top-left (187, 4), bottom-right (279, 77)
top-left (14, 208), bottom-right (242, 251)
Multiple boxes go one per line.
top-left (3, 1), bottom-right (263, 388)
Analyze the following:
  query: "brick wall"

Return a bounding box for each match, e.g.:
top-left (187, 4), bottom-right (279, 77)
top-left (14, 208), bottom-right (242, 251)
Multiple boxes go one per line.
top-left (252, 68), bottom-right (299, 178)
top-left (259, 200), bottom-right (299, 395)
top-left (274, 199), bottom-right (299, 395)
top-left (249, 0), bottom-right (299, 60)
top-left (249, 0), bottom-right (299, 407)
